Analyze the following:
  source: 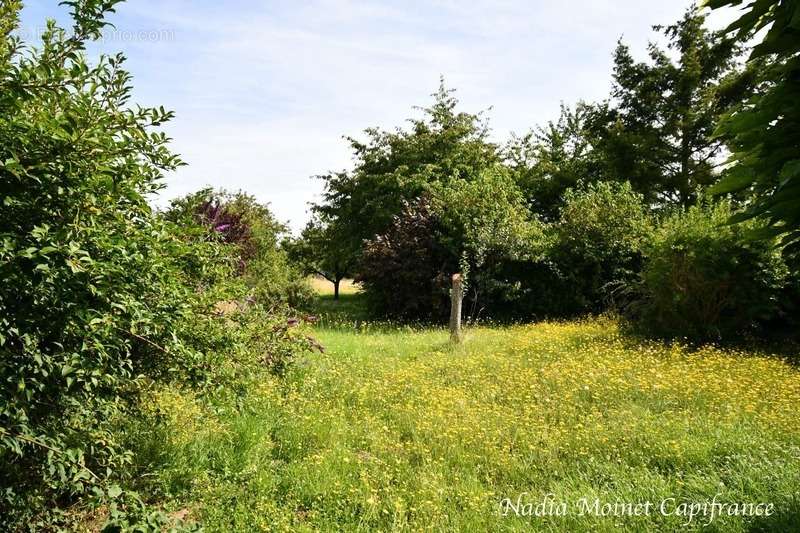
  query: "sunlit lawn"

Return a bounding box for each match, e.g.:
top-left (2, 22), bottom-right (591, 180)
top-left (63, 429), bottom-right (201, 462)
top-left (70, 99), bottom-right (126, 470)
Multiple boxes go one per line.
top-left (307, 276), bottom-right (362, 296)
top-left (145, 297), bottom-right (800, 531)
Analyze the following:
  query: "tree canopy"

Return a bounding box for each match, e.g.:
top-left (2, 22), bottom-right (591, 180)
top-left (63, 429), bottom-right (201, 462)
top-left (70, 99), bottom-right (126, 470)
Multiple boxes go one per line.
top-left (706, 0), bottom-right (800, 257)
top-left (313, 80), bottom-right (500, 253)
top-left (588, 9), bottom-right (753, 206)
top-left (506, 103), bottom-right (596, 221)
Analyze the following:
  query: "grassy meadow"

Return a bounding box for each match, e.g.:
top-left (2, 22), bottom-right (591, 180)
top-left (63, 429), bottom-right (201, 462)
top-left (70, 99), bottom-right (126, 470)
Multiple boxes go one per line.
top-left (127, 283), bottom-right (800, 532)
top-left (7, 2), bottom-right (800, 528)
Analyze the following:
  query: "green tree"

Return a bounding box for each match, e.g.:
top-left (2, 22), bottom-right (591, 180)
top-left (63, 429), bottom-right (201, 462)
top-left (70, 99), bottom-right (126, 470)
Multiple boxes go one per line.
top-left (0, 2), bottom-right (235, 526)
top-left (313, 80), bottom-right (500, 259)
top-left (549, 181), bottom-right (653, 313)
top-left (706, 0), bottom-right (800, 258)
top-left (286, 216), bottom-right (355, 300)
top-left (589, 9), bottom-right (753, 206)
top-left (431, 166), bottom-right (545, 317)
top-left (506, 103), bottom-right (597, 221)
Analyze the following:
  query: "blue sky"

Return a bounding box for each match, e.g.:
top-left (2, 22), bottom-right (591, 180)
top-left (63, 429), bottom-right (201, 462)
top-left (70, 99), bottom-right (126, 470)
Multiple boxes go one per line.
top-left (18, 1), bottom-right (738, 232)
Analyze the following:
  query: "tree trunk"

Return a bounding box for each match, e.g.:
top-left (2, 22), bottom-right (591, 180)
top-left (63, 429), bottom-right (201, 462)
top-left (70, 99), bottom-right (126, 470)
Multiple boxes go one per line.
top-left (449, 273), bottom-right (464, 344)
top-left (333, 278), bottom-right (340, 300)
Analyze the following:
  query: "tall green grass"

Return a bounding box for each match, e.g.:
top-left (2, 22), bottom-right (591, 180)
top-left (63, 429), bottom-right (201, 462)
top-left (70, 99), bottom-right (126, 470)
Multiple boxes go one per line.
top-left (133, 312), bottom-right (800, 531)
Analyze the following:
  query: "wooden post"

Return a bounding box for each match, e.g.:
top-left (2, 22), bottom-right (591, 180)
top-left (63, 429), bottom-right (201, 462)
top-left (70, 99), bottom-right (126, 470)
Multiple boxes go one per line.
top-left (449, 273), bottom-right (464, 343)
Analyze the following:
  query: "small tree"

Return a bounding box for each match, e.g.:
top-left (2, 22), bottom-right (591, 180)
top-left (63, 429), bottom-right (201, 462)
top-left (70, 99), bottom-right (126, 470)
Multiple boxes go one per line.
top-left (286, 217), bottom-right (355, 300)
top-left (431, 166), bottom-right (544, 316)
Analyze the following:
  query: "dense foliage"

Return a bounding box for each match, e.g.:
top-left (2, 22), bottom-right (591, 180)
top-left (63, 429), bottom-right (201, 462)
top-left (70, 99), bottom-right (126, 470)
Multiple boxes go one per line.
top-left (2, 0), bottom-right (799, 529)
top-left (358, 197), bottom-right (452, 319)
top-left (548, 182), bottom-right (652, 315)
top-left (0, 3), bottom-right (312, 529)
top-left (628, 200), bottom-right (789, 340)
top-left (0, 0), bottom-right (183, 522)
top-left (165, 189), bottom-right (313, 308)
top-left (297, 5), bottom-right (798, 340)
top-left (357, 168), bottom-right (543, 320)
top-left (707, 0), bottom-right (800, 256)
top-left (430, 167), bottom-right (543, 316)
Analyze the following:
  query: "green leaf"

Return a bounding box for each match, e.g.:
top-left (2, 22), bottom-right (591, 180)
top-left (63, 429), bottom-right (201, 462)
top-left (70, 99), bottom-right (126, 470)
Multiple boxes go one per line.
top-left (710, 170), bottom-right (756, 195)
top-left (107, 485), bottom-right (123, 499)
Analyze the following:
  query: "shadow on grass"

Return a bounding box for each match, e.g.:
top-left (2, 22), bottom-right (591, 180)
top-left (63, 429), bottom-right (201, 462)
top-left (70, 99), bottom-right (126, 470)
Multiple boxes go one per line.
top-left (312, 292), bottom-right (371, 325)
top-left (310, 293), bottom-right (456, 336)
top-left (747, 497), bottom-right (800, 532)
top-left (310, 296), bottom-right (800, 363)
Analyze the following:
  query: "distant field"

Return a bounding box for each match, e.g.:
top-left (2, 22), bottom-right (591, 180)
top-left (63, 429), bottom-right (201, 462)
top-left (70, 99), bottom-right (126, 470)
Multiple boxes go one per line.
top-left (308, 276), bottom-right (361, 296)
top-left (145, 304), bottom-right (800, 531)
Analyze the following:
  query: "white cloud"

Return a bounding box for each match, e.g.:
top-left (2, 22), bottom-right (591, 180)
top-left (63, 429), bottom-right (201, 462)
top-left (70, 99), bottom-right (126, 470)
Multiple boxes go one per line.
top-left (20, 0), bottom-right (743, 231)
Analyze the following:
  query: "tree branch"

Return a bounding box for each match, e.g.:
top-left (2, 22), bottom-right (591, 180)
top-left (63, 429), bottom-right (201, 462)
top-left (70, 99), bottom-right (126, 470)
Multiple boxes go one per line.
top-left (0, 427), bottom-right (101, 481)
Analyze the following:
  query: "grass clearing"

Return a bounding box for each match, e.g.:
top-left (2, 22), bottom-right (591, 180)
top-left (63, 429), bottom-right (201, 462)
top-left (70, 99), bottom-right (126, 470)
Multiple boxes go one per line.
top-left (308, 277), bottom-right (361, 296)
top-left (140, 303), bottom-right (800, 532)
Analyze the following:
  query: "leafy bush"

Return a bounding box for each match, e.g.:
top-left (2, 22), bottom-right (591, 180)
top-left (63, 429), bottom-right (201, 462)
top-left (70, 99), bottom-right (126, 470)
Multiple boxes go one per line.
top-left (358, 197), bottom-right (453, 320)
top-left (165, 188), bottom-right (314, 309)
top-left (628, 200), bottom-right (789, 340)
top-left (0, 4), bottom-right (311, 528)
top-left (430, 167), bottom-right (545, 318)
top-left (358, 168), bottom-right (543, 321)
top-left (546, 181), bottom-right (652, 315)
top-left (1, 2), bottom-right (172, 521)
